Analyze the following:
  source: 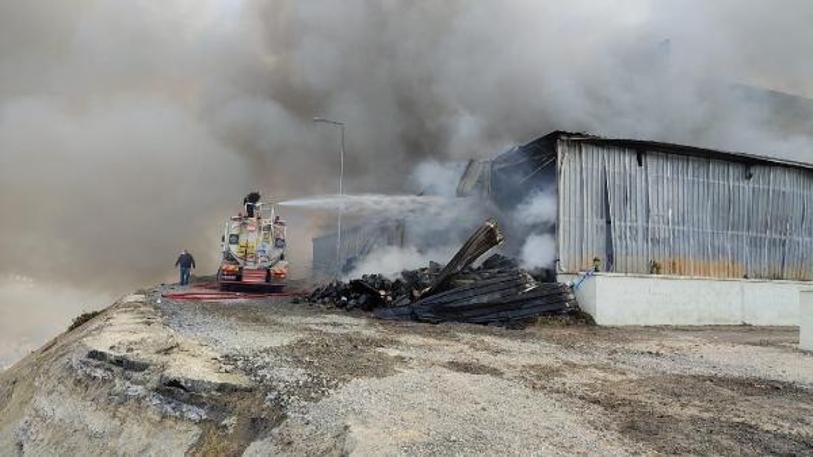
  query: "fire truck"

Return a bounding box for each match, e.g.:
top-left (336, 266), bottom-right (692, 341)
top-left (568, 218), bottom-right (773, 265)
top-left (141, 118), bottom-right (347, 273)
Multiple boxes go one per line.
top-left (217, 196), bottom-right (288, 290)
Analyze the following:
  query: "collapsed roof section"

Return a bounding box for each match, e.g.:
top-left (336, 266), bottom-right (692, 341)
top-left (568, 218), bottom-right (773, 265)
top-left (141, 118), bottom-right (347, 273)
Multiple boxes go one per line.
top-left (457, 133), bottom-right (559, 210)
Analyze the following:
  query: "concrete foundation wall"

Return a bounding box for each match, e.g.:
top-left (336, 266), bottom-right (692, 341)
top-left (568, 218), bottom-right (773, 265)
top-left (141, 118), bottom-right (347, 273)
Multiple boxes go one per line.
top-left (801, 291), bottom-right (813, 351)
top-left (559, 273), bottom-right (805, 326)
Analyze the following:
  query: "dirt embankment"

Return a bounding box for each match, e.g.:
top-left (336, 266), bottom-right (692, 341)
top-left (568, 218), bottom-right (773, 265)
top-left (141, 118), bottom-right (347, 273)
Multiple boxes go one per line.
top-left (1, 286), bottom-right (812, 456)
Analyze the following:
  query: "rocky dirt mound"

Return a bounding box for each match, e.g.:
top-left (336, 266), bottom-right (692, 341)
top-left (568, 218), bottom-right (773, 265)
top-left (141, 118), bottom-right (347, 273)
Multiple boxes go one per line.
top-left (0, 293), bottom-right (271, 456)
top-left (1, 288), bottom-right (811, 456)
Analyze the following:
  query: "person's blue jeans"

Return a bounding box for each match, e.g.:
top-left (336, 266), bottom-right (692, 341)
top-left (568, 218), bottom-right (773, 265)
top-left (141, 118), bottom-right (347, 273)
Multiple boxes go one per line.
top-left (180, 267), bottom-right (191, 285)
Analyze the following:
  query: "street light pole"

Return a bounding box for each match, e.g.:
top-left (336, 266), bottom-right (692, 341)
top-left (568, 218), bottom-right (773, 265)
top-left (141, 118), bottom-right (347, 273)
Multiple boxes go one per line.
top-left (313, 117), bottom-right (345, 277)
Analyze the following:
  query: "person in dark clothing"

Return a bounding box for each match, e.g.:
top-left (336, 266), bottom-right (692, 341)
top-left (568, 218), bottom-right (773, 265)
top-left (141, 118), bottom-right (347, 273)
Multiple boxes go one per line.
top-left (175, 250), bottom-right (196, 285)
top-left (243, 191), bottom-right (261, 218)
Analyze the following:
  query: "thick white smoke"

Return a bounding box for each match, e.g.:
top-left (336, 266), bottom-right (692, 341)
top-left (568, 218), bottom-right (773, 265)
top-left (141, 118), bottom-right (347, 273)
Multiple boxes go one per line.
top-left (345, 245), bottom-right (458, 280)
top-left (2, 0), bottom-right (812, 367)
top-left (409, 160), bottom-right (468, 197)
top-left (520, 234), bottom-right (557, 270)
top-left (333, 162), bottom-right (490, 280)
top-left (513, 191), bottom-right (558, 227)
top-left (513, 190), bottom-right (559, 269)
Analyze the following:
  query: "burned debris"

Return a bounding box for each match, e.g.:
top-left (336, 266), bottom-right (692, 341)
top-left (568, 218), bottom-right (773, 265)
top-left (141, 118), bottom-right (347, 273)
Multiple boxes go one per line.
top-left (421, 218), bottom-right (505, 299)
top-left (308, 218), bottom-right (579, 325)
top-left (308, 264), bottom-right (439, 311)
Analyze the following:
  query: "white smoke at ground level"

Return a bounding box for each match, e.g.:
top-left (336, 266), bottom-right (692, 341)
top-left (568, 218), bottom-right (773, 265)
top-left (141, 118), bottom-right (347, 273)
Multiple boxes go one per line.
top-left (520, 234), bottom-right (557, 270)
top-left (344, 245), bottom-right (458, 280)
top-left (498, 189), bottom-right (559, 266)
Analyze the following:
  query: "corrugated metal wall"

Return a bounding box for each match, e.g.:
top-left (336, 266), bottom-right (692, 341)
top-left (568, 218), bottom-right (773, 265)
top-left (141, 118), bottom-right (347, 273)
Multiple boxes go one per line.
top-left (557, 139), bottom-right (813, 280)
top-left (312, 220), bottom-right (405, 277)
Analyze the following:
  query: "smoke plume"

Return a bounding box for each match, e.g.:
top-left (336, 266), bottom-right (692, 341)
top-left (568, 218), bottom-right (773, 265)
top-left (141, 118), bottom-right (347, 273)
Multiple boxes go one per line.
top-left (520, 234), bottom-right (558, 270)
top-left (511, 190), bottom-right (559, 269)
top-left (345, 245), bottom-right (458, 280)
top-left (2, 0), bottom-right (812, 366)
top-left (513, 191), bottom-right (558, 228)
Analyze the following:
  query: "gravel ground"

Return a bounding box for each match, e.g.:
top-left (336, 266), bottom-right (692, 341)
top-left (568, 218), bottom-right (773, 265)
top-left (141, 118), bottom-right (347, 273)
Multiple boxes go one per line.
top-left (153, 288), bottom-right (813, 456)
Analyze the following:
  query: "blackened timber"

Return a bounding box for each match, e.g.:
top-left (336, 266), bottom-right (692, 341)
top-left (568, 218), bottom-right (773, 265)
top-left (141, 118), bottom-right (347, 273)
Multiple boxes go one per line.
top-left (423, 218), bottom-right (505, 297)
top-left (375, 280), bottom-right (576, 324)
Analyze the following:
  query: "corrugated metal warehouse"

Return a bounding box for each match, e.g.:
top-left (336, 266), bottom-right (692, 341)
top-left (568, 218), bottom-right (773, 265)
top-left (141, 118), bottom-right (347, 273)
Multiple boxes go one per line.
top-left (313, 131), bottom-right (811, 324)
top-left (478, 131), bottom-right (813, 281)
top-left (459, 131), bottom-right (813, 325)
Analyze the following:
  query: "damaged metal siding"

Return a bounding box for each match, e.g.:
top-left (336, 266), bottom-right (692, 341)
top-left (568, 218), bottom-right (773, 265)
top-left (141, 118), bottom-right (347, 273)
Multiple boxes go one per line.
top-left (312, 220), bottom-right (406, 277)
top-left (557, 138), bottom-right (813, 280)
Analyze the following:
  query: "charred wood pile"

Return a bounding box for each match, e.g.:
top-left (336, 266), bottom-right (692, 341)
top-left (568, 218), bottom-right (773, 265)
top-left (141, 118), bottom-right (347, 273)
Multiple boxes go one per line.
top-left (308, 218), bottom-right (579, 325)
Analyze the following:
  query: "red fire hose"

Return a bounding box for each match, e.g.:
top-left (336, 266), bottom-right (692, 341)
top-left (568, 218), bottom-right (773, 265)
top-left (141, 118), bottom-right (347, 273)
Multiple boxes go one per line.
top-left (162, 282), bottom-right (309, 301)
